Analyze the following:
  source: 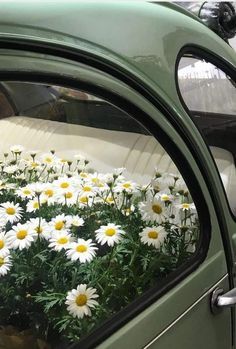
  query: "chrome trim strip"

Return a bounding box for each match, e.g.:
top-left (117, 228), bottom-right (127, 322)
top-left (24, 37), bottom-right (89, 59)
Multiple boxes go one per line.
top-left (144, 274), bottom-right (228, 348)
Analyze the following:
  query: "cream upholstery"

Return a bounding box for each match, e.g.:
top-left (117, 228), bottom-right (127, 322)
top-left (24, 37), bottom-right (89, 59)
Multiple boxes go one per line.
top-left (0, 116), bottom-right (235, 211)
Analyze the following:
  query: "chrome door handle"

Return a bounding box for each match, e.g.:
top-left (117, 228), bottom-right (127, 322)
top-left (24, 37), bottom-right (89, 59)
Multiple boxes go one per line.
top-left (211, 287), bottom-right (236, 311)
top-left (216, 288), bottom-right (236, 307)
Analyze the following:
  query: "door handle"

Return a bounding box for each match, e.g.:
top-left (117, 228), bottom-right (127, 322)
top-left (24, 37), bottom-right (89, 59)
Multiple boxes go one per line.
top-left (211, 287), bottom-right (236, 313)
top-left (216, 288), bottom-right (236, 307)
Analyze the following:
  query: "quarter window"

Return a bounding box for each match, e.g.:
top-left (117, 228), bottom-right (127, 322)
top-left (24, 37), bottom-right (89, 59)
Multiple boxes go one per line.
top-left (0, 82), bottom-right (200, 347)
top-left (178, 56), bottom-right (236, 214)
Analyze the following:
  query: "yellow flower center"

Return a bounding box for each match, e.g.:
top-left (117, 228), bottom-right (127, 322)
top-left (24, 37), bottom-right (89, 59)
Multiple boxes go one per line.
top-left (55, 221), bottom-right (64, 230)
top-left (0, 240), bottom-right (4, 249)
top-left (105, 228), bottom-right (116, 236)
top-left (106, 197), bottom-right (114, 204)
top-left (0, 257), bottom-right (4, 266)
top-left (83, 186), bottom-right (91, 192)
top-left (45, 189), bottom-right (54, 197)
top-left (76, 244), bottom-right (87, 253)
top-left (65, 192), bottom-right (73, 199)
top-left (123, 183), bottom-right (131, 189)
top-left (79, 196), bottom-right (88, 203)
top-left (76, 294), bottom-right (87, 306)
top-left (33, 202), bottom-right (39, 209)
top-left (60, 182), bottom-right (69, 189)
top-left (161, 195), bottom-right (170, 201)
top-left (31, 162), bottom-right (39, 168)
top-left (148, 231), bottom-right (158, 239)
top-left (182, 203), bottom-right (190, 209)
top-left (17, 230), bottom-right (28, 240)
top-left (6, 207), bottom-right (16, 215)
top-left (92, 178), bottom-right (99, 184)
top-left (45, 157), bottom-right (52, 163)
top-left (80, 172), bottom-right (88, 178)
top-left (57, 237), bottom-right (68, 245)
top-left (35, 226), bottom-right (43, 234)
top-left (23, 189), bottom-right (31, 195)
top-left (152, 204), bottom-right (162, 214)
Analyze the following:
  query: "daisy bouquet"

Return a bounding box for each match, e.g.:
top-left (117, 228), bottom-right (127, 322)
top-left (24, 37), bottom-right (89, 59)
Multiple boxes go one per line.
top-left (0, 145), bottom-right (199, 346)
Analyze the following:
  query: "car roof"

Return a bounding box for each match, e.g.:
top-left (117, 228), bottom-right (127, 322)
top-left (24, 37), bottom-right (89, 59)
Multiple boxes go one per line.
top-left (0, 1), bottom-right (235, 107)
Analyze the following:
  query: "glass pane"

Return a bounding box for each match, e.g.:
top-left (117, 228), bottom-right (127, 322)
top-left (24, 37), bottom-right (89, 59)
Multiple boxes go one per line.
top-left (0, 82), bottom-right (200, 348)
top-left (178, 56), bottom-right (236, 214)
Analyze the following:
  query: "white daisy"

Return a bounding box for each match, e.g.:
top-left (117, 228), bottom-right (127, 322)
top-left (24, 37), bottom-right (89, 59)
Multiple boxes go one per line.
top-left (139, 197), bottom-right (166, 223)
top-left (41, 185), bottom-right (57, 205)
top-left (49, 214), bottom-right (70, 233)
top-left (139, 226), bottom-right (167, 249)
top-left (175, 202), bottom-right (196, 211)
top-left (0, 253), bottom-right (12, 276)
top-left (3, 165), bottom-right (18, 174)
top-left (10, 145), bottom-right (24, 154)
top-left (28, 182), bottom-right (46, 196)
top-left (0, 231), bottom-right (11, 256)
top-left (48, 231), bottom-right (74, 251)
top-left (79, 183), bottom-right (96, 197)
top-left (66, 215), bottom-right (84, 228)
top-left (6, 223), bottom-right (37, 250)
top-left (114, 180), bottom-right (137, 194)
top-left (41, 153), bottom-right (57, 166)
top-left (95, 223), bottom-right (125, 247)
top-left (65, 284), bottom-right (99, 319)
top-left (26, 198), bottom-right (40, 212)
top-left (56, 190), bottom-right (78, 206)
top-left (54, 177), bottom-right (74, 192)
top-left (0, 202), bottom-right (23, 223)
top-left (29, 218), bottom-right (51, 240)
top-left (16, 186), bottom-right (34, 199)
top-left (66, 238), bottom-right (97, 263)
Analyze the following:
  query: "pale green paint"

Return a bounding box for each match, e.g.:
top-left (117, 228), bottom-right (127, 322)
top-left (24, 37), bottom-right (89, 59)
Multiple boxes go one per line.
top-left (0, 2), bottom-right (235, 348)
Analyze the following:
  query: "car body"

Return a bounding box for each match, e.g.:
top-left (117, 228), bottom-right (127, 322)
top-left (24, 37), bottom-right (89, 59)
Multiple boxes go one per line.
top-left (0, 2), bottom-right (235, 349)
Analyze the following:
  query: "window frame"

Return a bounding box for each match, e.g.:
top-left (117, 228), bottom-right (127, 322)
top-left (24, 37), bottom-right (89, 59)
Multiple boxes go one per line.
top-left (0, 70), bottom-right (211, 349)
top-left (175, 45), bottom-right (236, 225)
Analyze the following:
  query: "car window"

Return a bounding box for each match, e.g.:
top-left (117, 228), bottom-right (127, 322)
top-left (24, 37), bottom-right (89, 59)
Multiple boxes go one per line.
top-left (178, 56), bottom-right (236, 215)
top-left (0, 82), bottom-right (200, 348)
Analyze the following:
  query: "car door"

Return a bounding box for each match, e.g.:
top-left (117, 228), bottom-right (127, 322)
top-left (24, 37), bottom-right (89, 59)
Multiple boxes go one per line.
top-left (177, 47), bottom-right (236, 348)
top-left (0, 46), bottom-right (233, 349)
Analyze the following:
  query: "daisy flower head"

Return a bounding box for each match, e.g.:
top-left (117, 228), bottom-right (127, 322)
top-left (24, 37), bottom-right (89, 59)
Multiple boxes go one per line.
top-left (29, 218), bottom-right (51, 240)
top-left (139, 197), bottom-right (166, 223)
top-left (66, 215), bottom-right (84, 228)
top-left (0, 231), bottom-right (11, 256)
top-left (41, 153), bottom-right (57, 167)
top-left (49, 214), bottom-right (69, 233)
top-left (139, 226), bottom-right (167, 249)
top-left (41, 184), bottom-right (57, 205)
top-left (54, 176), bottom-right (74, 192)
top-left (114, 180), bottom-right (137, 194)
top-left (28, 182), bottom-right (46, 196)
top-left (0, 253), bottom-right (12, 276)
top-left (6, 223), bottom-right (37, 250)
top-left (10, 145), bottom-right (24, 154)
top-left (48, 231), bottom-right (74, 251)
top-left (26, 198), bottom-right (41, 212)
top-left (175, 202), bottom-right (196, 212)
top-left (16, 186), bottom-right (34, 200)
top-left (66, 284), bottom-right (99, 319)
top-left (56, 190), bottom-right (78, 206)
top-left (0, 202), bottom-right (23, 223)
top-left (156, 192), bottom-right (173, 203)
top-left (66, 238), bottom-right (97, 263)
top-left (95, 223), bottom-right (125, 247)
top-left (3, 165), bottom-right (18, 174)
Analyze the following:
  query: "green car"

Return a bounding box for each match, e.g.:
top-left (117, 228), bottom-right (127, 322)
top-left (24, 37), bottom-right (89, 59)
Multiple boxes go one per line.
top-left (0, 1), bottom-right (235, 349)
